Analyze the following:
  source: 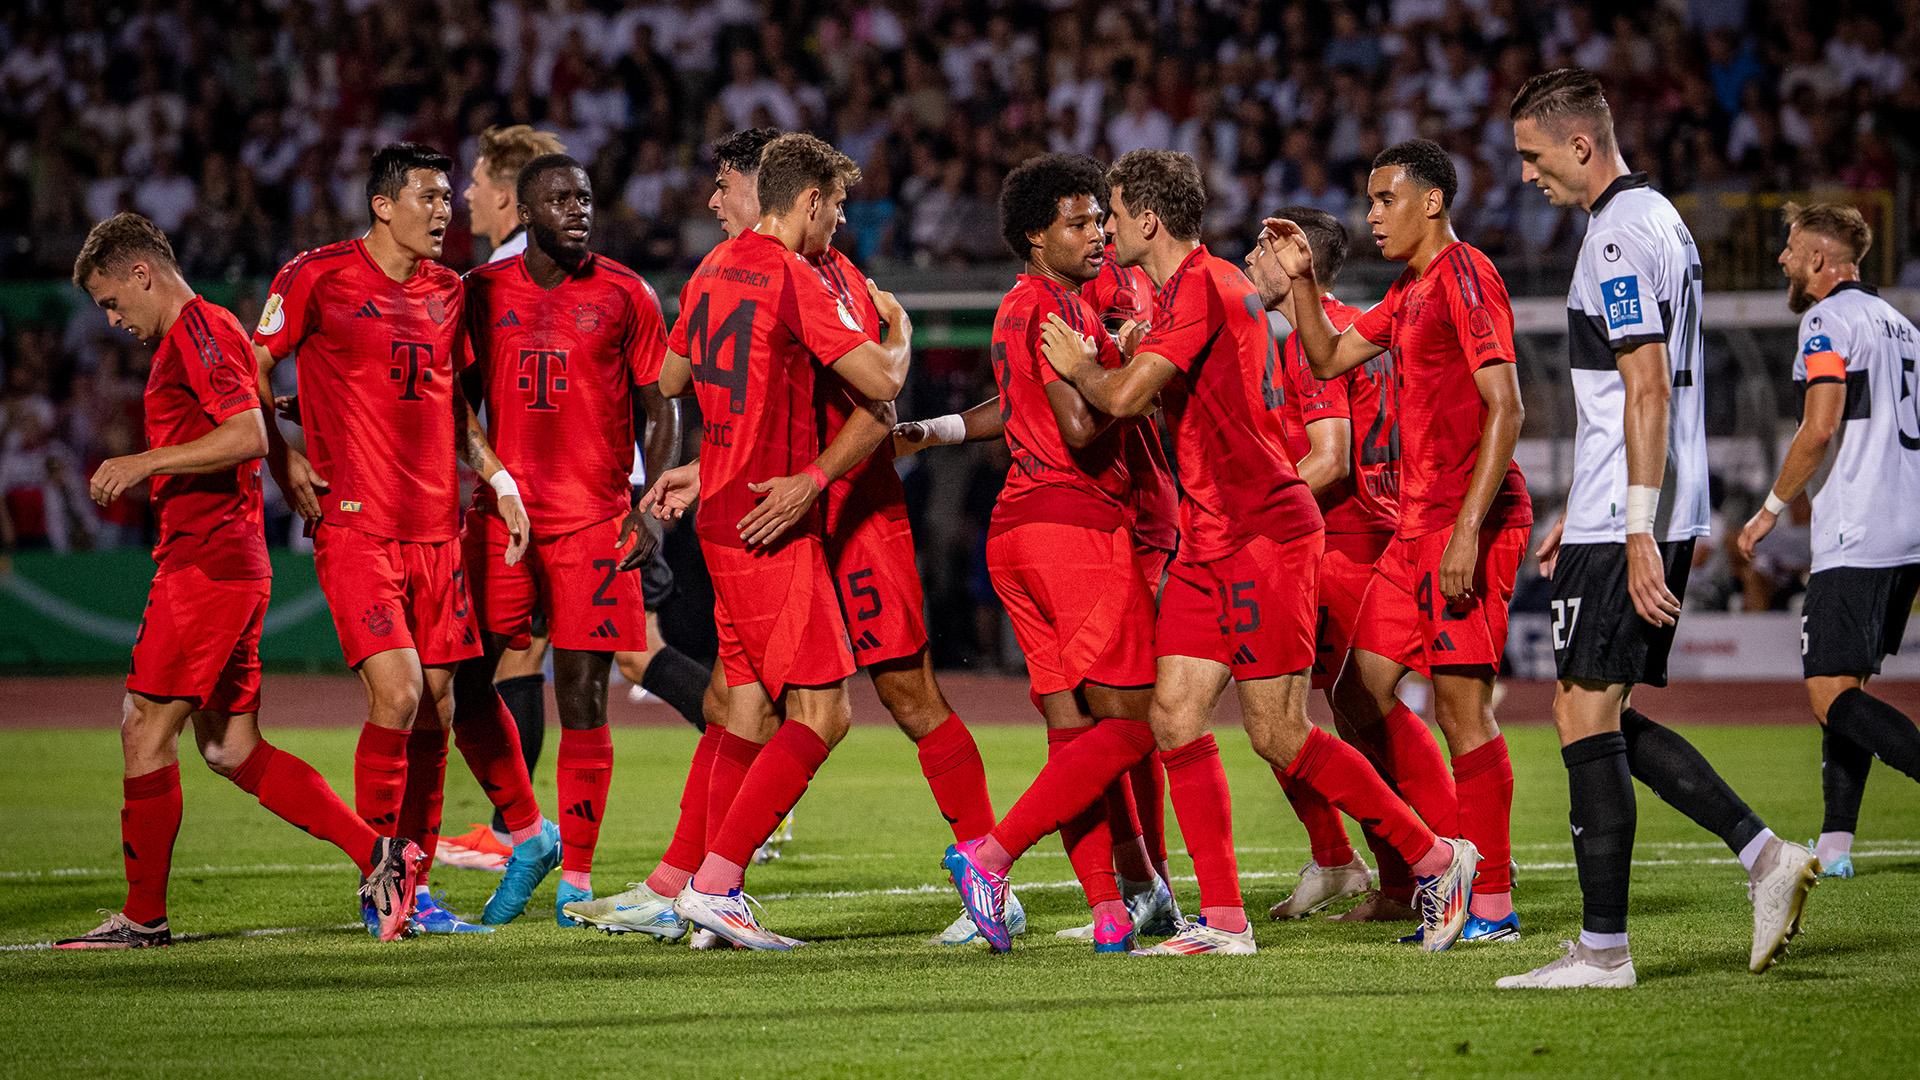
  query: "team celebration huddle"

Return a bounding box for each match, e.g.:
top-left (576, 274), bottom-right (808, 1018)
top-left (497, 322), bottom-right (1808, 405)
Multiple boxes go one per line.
top-left (55, 67), bottom-right (1920, 991)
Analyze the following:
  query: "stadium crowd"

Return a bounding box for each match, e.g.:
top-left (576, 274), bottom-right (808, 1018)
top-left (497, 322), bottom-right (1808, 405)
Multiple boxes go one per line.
top-left (0, 0), bottom-right (1916, 660)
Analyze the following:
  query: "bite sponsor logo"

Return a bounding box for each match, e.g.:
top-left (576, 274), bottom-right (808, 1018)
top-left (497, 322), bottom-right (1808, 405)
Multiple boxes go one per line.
top-left (1603, 276), bottom-right (1641, 330)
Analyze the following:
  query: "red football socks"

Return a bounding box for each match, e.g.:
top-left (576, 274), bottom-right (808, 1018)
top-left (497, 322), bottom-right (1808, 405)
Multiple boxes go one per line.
top-left (649, 723), bottom-right (723, 895)
top-left (1362, 825), bottom-right (1417, 904)
top-left (1454, 734), bottom-right (1515, 918)
top-left (1162, 734), bottom-right (1242, 911)
top-left (705, 728), bottom-right (766, 849)
top-left (989, 717), bottom-right (1155, 861)
top-left (1376, 702), bottom-right (1459, 836)
top-left (453, 691), bottom-right (542, 834)
top-left (231, 742), bottom-right (380, 875)
top-left (1129, 751), bottom-right (1170, 880)
top-left (1275, 765), bottom-right (1356, 868)
top-left (558, 726), bottom-right (614, 876)
top-left (695, 722), bottom-right (833, 892)
top-left (396, 725), bottom-right (448, 867)
top-left (916, 714), bottom-right (995, 842)
top-left (1048, 726), bottom-right (1123, 908)
top-left (1103, 780), bottom-right (1157, 884)
top-left (120, 763), bottom-right (182, 925)
top-left (353, 722), bottom-right (409, 835)
top-left (1285, 726), bottom-right (1437, 868)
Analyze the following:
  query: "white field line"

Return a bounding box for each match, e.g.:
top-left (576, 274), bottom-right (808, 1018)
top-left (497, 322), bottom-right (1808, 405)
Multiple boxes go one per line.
top-left (1, 924), bottom-right (361, 952)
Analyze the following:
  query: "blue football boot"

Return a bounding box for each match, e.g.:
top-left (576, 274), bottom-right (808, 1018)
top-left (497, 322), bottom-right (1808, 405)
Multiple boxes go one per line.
top-left (482, 819), bottom-right (561, 925)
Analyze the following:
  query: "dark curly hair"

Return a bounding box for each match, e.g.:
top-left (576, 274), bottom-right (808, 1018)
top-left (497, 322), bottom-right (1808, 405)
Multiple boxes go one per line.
top-left (1371, 139), bottom-right (1457, 210)
top-left (998, 154), bottom-right (1109, 261)
top-left (715, 128), bottom-right (782, 176)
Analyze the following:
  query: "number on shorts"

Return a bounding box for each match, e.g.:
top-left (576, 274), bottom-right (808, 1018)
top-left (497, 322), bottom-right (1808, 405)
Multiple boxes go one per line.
top-left (591, 559), bottom-right (618, 607)
top-left (1550, 597), bottom-right (1582, 651)
top-left (1801, 614), bottom-right (1810, 657)
top-left (1230, 581), bottom-right (1261, 633)
top-left (846, 568), bottom-right (882, 621)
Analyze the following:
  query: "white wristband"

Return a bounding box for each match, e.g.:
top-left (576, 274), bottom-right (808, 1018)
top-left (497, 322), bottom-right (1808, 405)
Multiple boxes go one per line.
top-left (925, 414), bottom-right (967, 446)
top-left (1763, 490), bottom-right (1788, 516)
top-left (1624, 484), bottom-right (1659, 535)
top-left (489, 470), bottom-right (521, 501)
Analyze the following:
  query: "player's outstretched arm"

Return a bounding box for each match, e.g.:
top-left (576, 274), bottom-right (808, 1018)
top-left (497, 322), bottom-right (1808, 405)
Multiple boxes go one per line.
top-left (1038, 314), bottom-right (1175, 418)
top-left (454, 378), bottom-right (528, 566)
top-left (1618, 341), bottom-right (1682, 626)
top-left (1260, 219), bottom-right (1385, 379)
top-left (1739, 381), bottom-right (1843, 561)
top-left (736, 393), bottom-right (895, 547)
top-left (1437, 362), bottom-right (1524, 601)
top-left (1295, 417), bottom-right (1353, 495)
top-left (251, 343), bottom-right (327, 523)
top-left (830, 282), bottom-right (914, 401)
top-left (894, 397), bottom-right (1004, 456)
top-left (89, 409), bottom-right (269, 507)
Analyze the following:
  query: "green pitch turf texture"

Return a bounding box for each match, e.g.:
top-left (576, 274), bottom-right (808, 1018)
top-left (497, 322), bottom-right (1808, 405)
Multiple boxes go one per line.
top-left (3, 722), bottom-right (1915, 1079)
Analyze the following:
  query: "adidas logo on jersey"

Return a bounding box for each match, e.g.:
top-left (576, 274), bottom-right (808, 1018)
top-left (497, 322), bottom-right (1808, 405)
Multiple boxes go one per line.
top-left (494, 310), bottom-right (521, 328)
top-left (852, 630), bottom-right (883, 652)
top-left (352, 302), bottom-right (382, 318)
top-left (588, 619), bottom-right (620, 639)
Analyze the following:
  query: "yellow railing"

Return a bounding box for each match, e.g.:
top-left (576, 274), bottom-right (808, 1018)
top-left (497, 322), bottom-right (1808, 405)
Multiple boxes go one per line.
top-left (1668, 189), bottom-right (1897, 291)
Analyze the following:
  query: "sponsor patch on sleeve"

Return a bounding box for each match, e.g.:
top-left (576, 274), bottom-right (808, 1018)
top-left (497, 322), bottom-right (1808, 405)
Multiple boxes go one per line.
top-left (1802, 335), bottom-right (1846, 382)
top-left (1602, 276), bottom-right (1641, 330)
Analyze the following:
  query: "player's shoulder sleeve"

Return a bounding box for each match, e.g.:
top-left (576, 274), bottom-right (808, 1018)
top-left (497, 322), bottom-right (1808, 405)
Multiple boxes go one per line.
top-left (254, 240), bottom-right (354, 354)
top-left (1443, 245), bottom-right (1516, 370)
top-left (1285, 334), bottom-right (1350, 423)
top-left (1137, 261), bottom-right (1211, 372)
top-left (1351, 275), bottom-right (1405, 348)
top-left (1796, 304), bottom-right (1847, 384)
top-left (1039, 286), bottom-right (1117, 383)
top-left (604, 259), bottom-right (668, 384)
top-left (1586, 219), bottom-right (1669, 348)
top-left (182, 303), bottom-right (264, 424)
top-left (780, 251), bottom-right (870, 366)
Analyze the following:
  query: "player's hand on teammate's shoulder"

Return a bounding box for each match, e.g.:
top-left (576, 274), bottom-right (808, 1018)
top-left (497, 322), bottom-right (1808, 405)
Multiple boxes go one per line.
top-left (1115, 319), bottom-right (1147, 359)
top-left (1039, 313), bottom-right (1096, 377)
top-left (615, 503), bottom-right (663, 571)
top-left (88, 454), bottom-right (152, 506)
top-left (1533, 516), bottom-right (1565, 579)
top-left (870, 280), bottom-right (911, 341)
top-left (738, 471), bottom-right (823, 547)
top-left (639, 463), bottom-right (701, 522)
top-left (496, 487), bottom-right (530, 567)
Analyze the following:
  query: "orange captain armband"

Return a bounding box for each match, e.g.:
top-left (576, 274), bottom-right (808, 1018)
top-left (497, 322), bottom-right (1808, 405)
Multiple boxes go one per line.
top-left (1801, 333), bottom-right (1846, 383)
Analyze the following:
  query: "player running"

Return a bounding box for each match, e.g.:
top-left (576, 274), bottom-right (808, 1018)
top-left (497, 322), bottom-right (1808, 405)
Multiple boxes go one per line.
top-left (1268, 139), bottom-right (1529, 945)
top-left (1244, 207), bottom-right (1410, 922)
top-left (55, 213), bottom-right (424, 948)
top-left (253, 142), bottom-right (557, 937)
top-left (951, 148), bottom-right (1477, 957)
top-left (457, 153), bottom-right (676, 924)
top-left (1495, 70), bottom-right (1818, 986)
top-left (1741, 201), bottom-right (1920, 887)
top-left (651, 133), bottom-right (913, 950)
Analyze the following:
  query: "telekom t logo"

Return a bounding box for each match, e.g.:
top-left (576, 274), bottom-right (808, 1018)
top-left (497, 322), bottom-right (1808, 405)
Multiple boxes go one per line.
top-left (517, 349), bottom-right (569, 411)
top-left (389, 341), bottom-right (435, 401)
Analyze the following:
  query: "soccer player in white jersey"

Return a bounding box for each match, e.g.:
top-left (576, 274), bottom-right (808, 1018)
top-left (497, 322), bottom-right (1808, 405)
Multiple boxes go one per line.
top-left (1740, 202), bottom-right (1920, 880)
top-left (1503, 69), bottom-right (1817, 988)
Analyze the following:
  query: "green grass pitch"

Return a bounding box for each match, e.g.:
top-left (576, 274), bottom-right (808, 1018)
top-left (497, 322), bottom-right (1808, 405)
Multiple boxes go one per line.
top-left (3, 722), bottom-right (1916, 1078)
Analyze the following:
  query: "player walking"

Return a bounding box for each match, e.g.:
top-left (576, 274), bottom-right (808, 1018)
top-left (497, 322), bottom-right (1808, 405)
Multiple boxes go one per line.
top-left (252, 143), bottom-right (557, 937)
top-left (949, 149), bottom-right (1477, 957)
top-left (1270, 139), bottom-right (1529, 944)
top-left (1740, 201), bottom-right (1920, 887)
top-left (56, 213), bottom-right (424, 948)
top-left (1496, 70), bottom-right (1817, 986)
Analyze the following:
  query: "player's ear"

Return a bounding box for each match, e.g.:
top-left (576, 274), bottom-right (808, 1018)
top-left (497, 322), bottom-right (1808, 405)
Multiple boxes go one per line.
top-left (371, 194), bottom-right (393, 226)
top-left (517, 201), bottom-right (531, 227)
top-left (1570, 132), bottom-right (1591, 165)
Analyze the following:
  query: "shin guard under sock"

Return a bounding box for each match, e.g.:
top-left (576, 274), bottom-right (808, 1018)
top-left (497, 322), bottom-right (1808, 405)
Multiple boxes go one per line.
top-left (454, 692), bottom-right (542, 834)
top-left (1285, 726), bottom-right (1437, 868)
top-left (1620, 708), bottom-right (1764, 857)
top-left (121, 764), bottom-right (182, 925)
top-left (989, 718), bottom-right (1155, 860)
top-left (1563, 731), bottom-right (1635, 935)
top-left (651, 724), bottom-right (724, 892)
top-left (705, 729), bottom-right (765, 850)
top-left (396, 726), bottom-right (449, 866)
top-left (1377, 703), bottom-right (1459, 835)
top-left (1162, 734), bottom-right (1242, 911)
top-left (1453, 735), bottom-right (1514, 903)
top-left (704, 722), bottom-right (832, 877)
top-left (557, 726), bottom-right (614, 874)
top-left (1129, 751), bottom-right (1169, 867)
top-left (1826, 688), bottom-right (1920, 780)
top-left (1275, 765), bottom-right (1355, 867)
top-left (916, 714), bottom-right (996, 842)
top-left (231, 742), bottom-right (381, 875)
top-left (1048, 727), bottom-right (1122, 907)
top-left (1821, 722), bottom-right (1874, 835)
top-left (353, 723), bottom-right (409, 835)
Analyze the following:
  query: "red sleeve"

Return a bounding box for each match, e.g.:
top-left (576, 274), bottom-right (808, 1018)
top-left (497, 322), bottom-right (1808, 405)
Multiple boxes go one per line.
top-left (444, 281), bottom-right (472, 373)
top-left (1137, 278), bottom-right (1210, 372)
top-left (785, 258), bottom-right (873, 365)
top-left (1284, 335), bottom-right (1351, 424)
top-left (1444, 249), bottom-right (1516, 370)
top-left (1351, 290), bottom-right (1396, 349)
top-left (252, 254), bottom-right (322, 356)
top-left (185, 308), bottom-right (264, 425)
top-left (666, 276), bottom-right (694, 357)
top-left (460, 275), bottom-right (488, 378)
top-left (627, 278), bottom-right (668, 385)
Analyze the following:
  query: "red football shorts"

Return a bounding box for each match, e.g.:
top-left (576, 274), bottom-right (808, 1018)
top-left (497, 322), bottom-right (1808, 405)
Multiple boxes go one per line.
top-left (988, 522), bottom-right (1157, 696)
top-left (127, 566), bottom-right (269, 714)
top-left (1353, 524), bottom-right (1529, 675)
top-left (1158, 530), bottom-right (1323, 680)
top-left (826, 510), bottom-right (928, 667)
top-left (1135, 543), bottom-right (1173, 608)
top-left (464, 509), bottom-right (648, 653)
top-left (313, 522), bottom-right (481, 668)
top-left (707, 537), bottom-right (855, 697)
top-left (1313, 532), bottom-right (1392, 690)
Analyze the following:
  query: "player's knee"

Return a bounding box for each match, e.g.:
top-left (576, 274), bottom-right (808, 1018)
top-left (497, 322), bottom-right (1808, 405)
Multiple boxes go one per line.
top-left (199, 741), bottom-right (247, 777)
top-left (876, 679), bottom-right (948, 739)
top-left (369, 683), bottom-right (423, 728)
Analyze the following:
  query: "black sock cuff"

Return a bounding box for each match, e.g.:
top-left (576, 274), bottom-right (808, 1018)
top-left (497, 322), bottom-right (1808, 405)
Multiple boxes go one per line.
top-left (1827, 687), bottom-right (1868, 730)
top-left (496, 673), bottom-right (547, 693)
top-left (1618, 707), bottom-right (1657, 737)
top-left (641, 646), bottom-right (712, 732)
top-left (1563, 730), bottom-right (1629, 768)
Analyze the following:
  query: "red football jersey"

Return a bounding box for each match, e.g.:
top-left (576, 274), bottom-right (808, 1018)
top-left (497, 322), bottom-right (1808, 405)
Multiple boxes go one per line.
top-left (1351, 241), bottom-right (1532, 539)
top-left (146, 296), bottom-right (269, 579)
top-left (463, 252), bottom-right (665, 536)
top-left (988, 275), bottom-right (1130, 538)
top-left (810, 245), bottom-right (911, 536)
top-left (254, 238), bottom-right (468, 542)
top-left (1278, 294), bottom-right (1398, 535)
top-left (1137, 246), bottom-right (1321, 562)
top-left (668, 229), bottom-right (872, 550)
top-left (1081, 248), bottom-right (1178, 552)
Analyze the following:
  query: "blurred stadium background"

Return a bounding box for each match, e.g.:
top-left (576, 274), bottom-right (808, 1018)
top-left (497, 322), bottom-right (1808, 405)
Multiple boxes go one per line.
top-left (0, 0), bottom-right (1916, 689)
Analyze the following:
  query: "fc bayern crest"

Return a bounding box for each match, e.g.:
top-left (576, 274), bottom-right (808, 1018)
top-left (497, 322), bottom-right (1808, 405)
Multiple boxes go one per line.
top-left (574, 304), bottom-right (603, 333)
top-left (425, 294), bottom-right (448, 325)
top-left (363, 605), bottom-right (394, 638)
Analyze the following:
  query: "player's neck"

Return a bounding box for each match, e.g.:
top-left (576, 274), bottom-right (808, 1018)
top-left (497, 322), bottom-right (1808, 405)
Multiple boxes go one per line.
top-left (151, 278), bottom-right (196, 338)
top-left (523, 242), bottom-right (580, 290)
top-left (753, 214), bottom-right (810, 255)
top-left (1579, 155), bottom-right (1634, 213)
top-left (1024, 258), bottom-right (1084, 293)
top-left (1808, 268), bottom-right (1860, 304)
top-left (1139, 238), bottom-right (1200, 289)
top-left (362, 228), bottom-right (424, 283)
top-left (1405, 224), bottom-right (1460, 277)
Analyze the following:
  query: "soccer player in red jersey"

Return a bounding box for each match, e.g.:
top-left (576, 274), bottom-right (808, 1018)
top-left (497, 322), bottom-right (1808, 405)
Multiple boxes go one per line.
top-left (252, 143), bottom-right (556, 935)
top-left (1269, 138), bottom-right (1532, 941)
top-left (457, 153), bottom-right (673, 924)
top-left (995, 149), bottom-right (1477, 956)
top-left (653, 133), bottom-right (913, 949)
top-left (55, 213), bottom-right (423, 948)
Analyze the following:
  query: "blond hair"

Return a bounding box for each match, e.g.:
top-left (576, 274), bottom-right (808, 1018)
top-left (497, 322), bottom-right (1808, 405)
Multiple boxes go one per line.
top-left (1783, 202), bottom-right (1873, 264)
top-left (478, 125), bottom-right (567, 186)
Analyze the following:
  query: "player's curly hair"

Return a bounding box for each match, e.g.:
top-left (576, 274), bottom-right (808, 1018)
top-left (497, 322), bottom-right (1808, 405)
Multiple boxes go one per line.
top-left (755, 133), bottom-right (861, 216)
top-left (73, 212), bottom-right (178, 289)
top-left (1509, 68), bottom-right (1616, 155)
top-left (1784, 202), bottom-right (1873, 264)
top-left (998, 154), bottom-right (1108, 261)
top-left (516, 153), bottom-right (587, 207)
top-left (1271, 206), bottom-right (1348, 287)
top-left (367, 142), bottom-right (454, 213)
top-left (1106, 149), bottom-right (1205, 241)
top-left (716, 128), bottom-right (783, 176)
top-left (1372, 139), bottom-right (1457, 210)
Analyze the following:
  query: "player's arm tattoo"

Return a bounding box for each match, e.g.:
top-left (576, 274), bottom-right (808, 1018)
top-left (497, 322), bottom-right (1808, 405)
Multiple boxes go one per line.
top-left (454, 378), bottom-right (506, 480)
